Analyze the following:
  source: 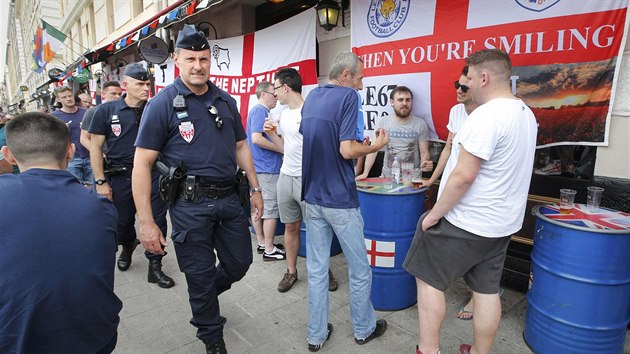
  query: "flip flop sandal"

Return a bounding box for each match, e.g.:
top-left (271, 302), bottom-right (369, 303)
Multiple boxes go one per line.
top-left (455, 288), bottom-right (505, 321)
top-left (456, 305), bottom-right (474, 321)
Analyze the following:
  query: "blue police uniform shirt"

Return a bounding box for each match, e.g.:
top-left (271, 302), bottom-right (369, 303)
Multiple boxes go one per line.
top-left (89, 94), bottom-right (143, 165)
top-left (246, 104), bottom-right (282, 174)
top-left (300, 84), bottom-right (359, 208)
top-left (0, 168), bottom-right (122, 353)
top-left (135, 77), bottom-right (246, 180)
top-left (51, 108), bottom-right (89, 158)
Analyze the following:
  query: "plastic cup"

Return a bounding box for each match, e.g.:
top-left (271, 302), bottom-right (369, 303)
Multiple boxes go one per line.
top-left (559, 189), bottom-right (577, 214)
top-left (384, 177), bottom-right (393, 190)
top-left (402, 162), bottom-right (413, 186)
top-left (586, 186), bottom-right (604, 209)
top-left (265, 114), bottom-right (279, 133)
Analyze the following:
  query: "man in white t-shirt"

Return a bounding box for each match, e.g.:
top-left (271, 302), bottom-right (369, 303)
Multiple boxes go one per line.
top-left (419, 65), bottom-right (478, 189)
top-left (403, 49), bottom-right (537, 354)
top-left (356, 86), bottom-right (432, 180)
top-left (265, 68), bottom-right (338, 293)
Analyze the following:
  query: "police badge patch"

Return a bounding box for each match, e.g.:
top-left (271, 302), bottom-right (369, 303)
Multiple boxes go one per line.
top-left (111, 124), bottom-right (122, 137)
top-left (179, 121), bottom-right (194, 143)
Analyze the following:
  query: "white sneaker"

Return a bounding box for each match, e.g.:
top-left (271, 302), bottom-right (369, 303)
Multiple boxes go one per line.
top-left (263, 246), bottom-right (286, 262)
top-left (534, 160), bottom-right (561, 175)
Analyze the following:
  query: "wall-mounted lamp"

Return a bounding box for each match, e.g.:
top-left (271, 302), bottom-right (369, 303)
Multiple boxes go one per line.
top-left (198, 21), bottom-right (218, 39)
top-left (317, 0), bottom-right (341, 31)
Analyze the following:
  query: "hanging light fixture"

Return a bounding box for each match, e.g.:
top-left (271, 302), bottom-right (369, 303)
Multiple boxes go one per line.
top-left (316, 0), bottom-right (341, 31)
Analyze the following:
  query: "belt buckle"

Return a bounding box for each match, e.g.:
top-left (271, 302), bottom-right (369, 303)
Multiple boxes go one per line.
top-left (208, 188), bottom-right (219, 199)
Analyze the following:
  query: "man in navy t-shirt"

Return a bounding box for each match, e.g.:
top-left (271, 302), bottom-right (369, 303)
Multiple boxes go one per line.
top-left (51, 86), bottom-right (92, 185)
top-left (300, 52), bottom-right (389, 351)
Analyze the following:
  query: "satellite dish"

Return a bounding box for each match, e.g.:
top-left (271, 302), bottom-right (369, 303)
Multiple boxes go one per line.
top-left (138, 36), bottom-right (170, 64)
top-left (48, 68), bottom-right (64, 81)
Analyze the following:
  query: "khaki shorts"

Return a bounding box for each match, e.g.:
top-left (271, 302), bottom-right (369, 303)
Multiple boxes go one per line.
top-left (403, 212), bottom-right (510, 294)
top-left (276, 172), bottom-right (305, 224)
top-left (257, 173), bottom-right (279, 219)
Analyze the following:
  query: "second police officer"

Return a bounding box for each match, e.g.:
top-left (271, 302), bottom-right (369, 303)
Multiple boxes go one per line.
top-left (89, 64), bottom-right (175, 288)
top-left (132, 25), bottom-right (263, 354)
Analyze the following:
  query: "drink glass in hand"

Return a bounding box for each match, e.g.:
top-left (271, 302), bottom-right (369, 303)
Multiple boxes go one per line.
top-left (264, 114), bottom-right (279, 133)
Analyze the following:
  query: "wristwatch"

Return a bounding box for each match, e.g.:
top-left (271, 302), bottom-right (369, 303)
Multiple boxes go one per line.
top-left (95, 179), bottom-right (107, 186)
top-left (251, 187), bottom-right (262, 193)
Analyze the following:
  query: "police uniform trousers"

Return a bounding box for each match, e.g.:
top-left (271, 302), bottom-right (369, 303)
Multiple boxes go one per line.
top-left (108, 167), bottom-right (168, 260)
top-left (169, 192), bottom-right (252, 341)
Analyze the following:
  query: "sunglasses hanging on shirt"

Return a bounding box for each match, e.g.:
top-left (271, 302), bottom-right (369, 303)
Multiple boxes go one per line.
top-left (454, 81), bottom-right (470, 93)
top-left (209, 106), bottom-right (222, 129)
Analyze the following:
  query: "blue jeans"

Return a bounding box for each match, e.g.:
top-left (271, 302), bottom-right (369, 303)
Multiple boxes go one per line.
top-left (67, 157), bottom-right (93, 184)
top-left (305, 203), bottom-right (377, 345)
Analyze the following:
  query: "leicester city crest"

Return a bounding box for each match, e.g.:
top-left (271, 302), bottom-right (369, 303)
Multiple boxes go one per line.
top-left (367, 0), bottom-right (409, 38)
top-left (515, 0), bottom-right (561, 12)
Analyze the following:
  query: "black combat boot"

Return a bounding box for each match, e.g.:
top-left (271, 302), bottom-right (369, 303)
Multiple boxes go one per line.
top-left (204, 338), bottom-right (227, 354)
top-left (117, 240), bottom-right (139, 271)
top-left (147, 259), bottom-right (175, 288)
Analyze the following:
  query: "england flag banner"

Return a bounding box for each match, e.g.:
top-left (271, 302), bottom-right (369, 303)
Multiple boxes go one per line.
top-left (365, 239), bottom-right (396, 268)
top-left (352, 0), bottom-right (630, 147)
top-left (208, 9), bottom-right (318, 127)
top-left (150, 10), bottom-right (317, 127)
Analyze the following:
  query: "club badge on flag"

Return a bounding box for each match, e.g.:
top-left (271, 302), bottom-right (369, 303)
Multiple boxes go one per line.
top-left (179, 122), bottom-right (195, 143)
top-left (111, 124), bottom-right (121, 137)
top-left (365, 239), bottom-right (396, 268)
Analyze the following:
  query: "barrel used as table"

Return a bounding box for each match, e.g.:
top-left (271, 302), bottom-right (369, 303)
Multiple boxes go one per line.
top-left (524, 204), bottom-right (630, 354)
top-left (356, 178), bottom-right (425, 311)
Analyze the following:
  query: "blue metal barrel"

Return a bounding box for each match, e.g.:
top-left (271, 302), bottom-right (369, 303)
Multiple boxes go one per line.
top-left (298, 222), bottom-right (342, 257)
top-left (524, 204), bottom-right (630, 354)
top-left (357, 181), bottom-right (425, 310)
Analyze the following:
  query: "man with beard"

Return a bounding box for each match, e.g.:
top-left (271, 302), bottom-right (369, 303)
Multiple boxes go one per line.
top-left (356, 86), bottom-right (432, 180)
top-left (89, 63), bottom-right (175, 288)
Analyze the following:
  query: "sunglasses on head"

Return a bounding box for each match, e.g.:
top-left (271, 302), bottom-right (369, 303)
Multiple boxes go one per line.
top-left (454, 81), bottom-right (469, 93)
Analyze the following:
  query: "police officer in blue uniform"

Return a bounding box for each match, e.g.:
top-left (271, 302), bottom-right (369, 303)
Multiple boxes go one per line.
top-left (89, 64), bottom-right (175, 288)
top-left (0, 112), bottom-right (122, 353)
top-left (132, 25), bottom-right (263, 354)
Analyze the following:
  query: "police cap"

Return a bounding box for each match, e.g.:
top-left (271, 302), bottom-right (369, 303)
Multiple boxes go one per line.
top-left (176, 24), bottom-right (210, 51)
top-left (124, 63), bottom-right (150, 81)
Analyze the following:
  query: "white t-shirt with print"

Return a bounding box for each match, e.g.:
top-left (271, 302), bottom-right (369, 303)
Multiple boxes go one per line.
top-left (438, 98), bottom-right (538, 238)
top-left (278, 107), bottom-right (303, 176)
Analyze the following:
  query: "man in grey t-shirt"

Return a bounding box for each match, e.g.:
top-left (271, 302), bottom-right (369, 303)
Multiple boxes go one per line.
top-left (357, 86), bottom-right (432, 179)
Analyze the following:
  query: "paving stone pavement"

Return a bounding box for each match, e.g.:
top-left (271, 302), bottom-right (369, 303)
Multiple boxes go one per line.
top-left (112, 232), bottom-right (630, 354)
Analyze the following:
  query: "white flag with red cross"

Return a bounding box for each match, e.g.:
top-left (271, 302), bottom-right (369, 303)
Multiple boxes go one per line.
top-left (365, 239), bottom-right (396, 268)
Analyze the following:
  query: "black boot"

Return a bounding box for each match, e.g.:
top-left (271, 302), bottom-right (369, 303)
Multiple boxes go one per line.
top-left (204, 338), bottom-right (227, 354)
top-left (147, 259), bottom-right (175, 288)
top-left (117, 240), bottom-right (139, 271)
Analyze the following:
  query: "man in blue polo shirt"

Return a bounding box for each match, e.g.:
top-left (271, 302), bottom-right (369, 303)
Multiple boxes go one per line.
top-left (89, 63), bottom-right (174, 288)
top-left (300, 52), bottom-right (389, 352)
top-left (246, 81), bottom-right (285, 261)
top-left (0, 112), bottom-right (121, 353)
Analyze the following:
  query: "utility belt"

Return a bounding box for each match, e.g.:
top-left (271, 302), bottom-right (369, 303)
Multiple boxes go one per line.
top-left (104, 158), bottom-right (131, 176)
top-left (155, 161), bottom-right (247, 206)
top-left (179, 176), bottom-right (236, 202)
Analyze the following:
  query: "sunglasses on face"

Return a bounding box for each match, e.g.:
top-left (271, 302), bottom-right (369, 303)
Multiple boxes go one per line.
top-left (454, 81), bottom-right (469, 93)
